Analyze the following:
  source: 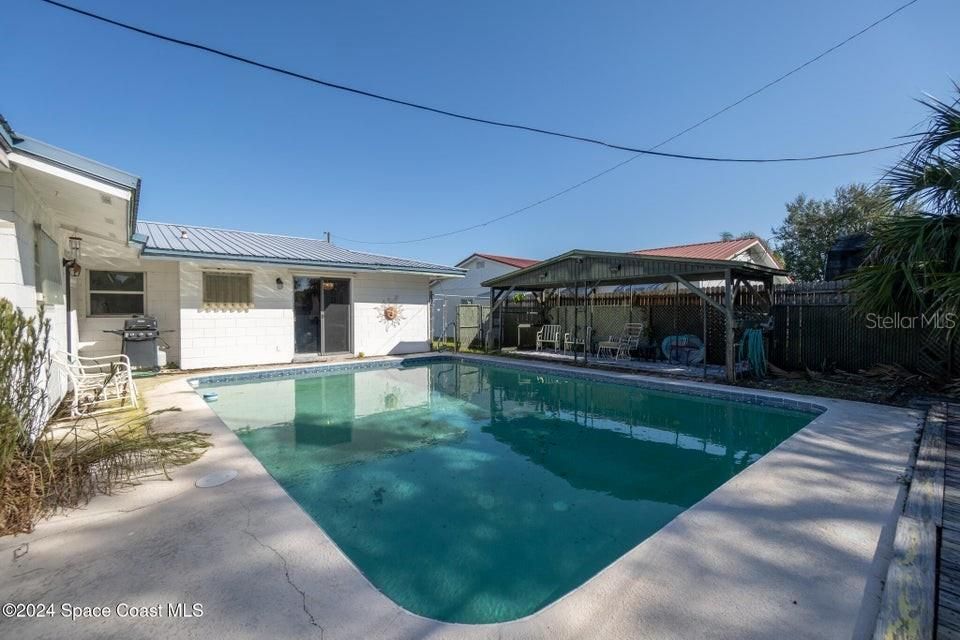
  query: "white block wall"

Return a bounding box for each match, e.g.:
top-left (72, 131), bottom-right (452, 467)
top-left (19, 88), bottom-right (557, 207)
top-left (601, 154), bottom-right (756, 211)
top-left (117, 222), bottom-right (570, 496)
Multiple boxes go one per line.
top-left (0, 167), bottom-right (69, 408)
top-left (353, 272), bottom-right (433, 356)
top-left (178, 261), bottom-right (295, 370)
top-left (174, 263), bottom-right (435, 370)
top-left (74, 257), bottom-right (182, 364)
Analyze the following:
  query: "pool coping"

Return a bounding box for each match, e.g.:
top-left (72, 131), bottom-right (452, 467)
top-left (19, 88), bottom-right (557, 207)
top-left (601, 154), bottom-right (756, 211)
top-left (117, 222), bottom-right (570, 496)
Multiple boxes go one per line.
top-left (191, 352), bottom-right (834, 627)
top-left (184, 353), bottom-right (912, 633)
top-left (188, 352), bottom-right (828, 417)
top-left (5, 353), bottom-right (921, 640)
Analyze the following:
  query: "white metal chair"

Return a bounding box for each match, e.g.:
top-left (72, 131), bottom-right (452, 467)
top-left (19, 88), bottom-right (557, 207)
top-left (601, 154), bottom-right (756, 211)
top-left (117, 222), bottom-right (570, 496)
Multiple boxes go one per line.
top-left (597, 322), bottom-right (648, 360)
top-left (54, 351), bottom-right (138, 417)
top-left (563, 326), bottom-right (592, 354)
top-left (536, 325), bottom-right (562, 351)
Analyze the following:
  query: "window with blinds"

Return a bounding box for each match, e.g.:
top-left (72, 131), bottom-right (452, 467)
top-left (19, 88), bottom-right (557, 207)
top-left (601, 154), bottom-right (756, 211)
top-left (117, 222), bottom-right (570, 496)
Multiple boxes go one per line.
top-left (202, 272), bottom-right (253, 310)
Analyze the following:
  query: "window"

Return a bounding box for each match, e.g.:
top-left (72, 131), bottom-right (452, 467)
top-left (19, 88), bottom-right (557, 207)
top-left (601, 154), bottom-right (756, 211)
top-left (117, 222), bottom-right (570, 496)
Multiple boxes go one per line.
top-left (202, 272), bottom-right (253, 309)
top-left (89, 270), bottom-right (144, 316)
top-left (33, 225), bottom-right (64, 304)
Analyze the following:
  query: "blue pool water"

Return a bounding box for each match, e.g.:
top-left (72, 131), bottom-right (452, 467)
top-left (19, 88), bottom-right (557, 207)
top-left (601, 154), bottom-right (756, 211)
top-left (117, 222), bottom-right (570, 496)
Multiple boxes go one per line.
top-left (199, 360), bottom-right (815, 623)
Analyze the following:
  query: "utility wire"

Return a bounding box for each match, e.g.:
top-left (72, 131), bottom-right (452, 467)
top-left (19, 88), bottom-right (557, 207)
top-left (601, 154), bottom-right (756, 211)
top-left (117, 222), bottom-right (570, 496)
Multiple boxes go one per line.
top-left (37, 0), bottom-right (918, 158)
top-left (335, 142), bottom-right (914, 246)
top-left (34, 0), bottom-right (921, 244)
top-left (333, 0), bottom-right (921, 244)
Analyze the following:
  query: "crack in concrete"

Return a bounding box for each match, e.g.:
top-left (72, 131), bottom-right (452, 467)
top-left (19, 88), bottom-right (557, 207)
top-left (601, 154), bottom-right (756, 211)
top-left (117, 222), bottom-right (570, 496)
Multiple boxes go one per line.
top-left (240, 503), bottom-right (324, 638)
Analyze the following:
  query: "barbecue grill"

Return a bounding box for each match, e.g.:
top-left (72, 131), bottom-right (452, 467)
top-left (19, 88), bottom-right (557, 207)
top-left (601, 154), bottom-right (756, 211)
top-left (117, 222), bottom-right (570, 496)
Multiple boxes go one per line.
top-left (104, 316), bottom-right (163, 371)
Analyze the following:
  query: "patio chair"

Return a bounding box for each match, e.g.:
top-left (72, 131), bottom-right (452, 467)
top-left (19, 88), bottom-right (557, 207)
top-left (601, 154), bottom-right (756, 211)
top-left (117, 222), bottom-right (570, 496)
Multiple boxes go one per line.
top-left (54, 351), bottom-right (138, 417)
top-left (597, 322), bottom-right (648, 360)
top-left (563, 326), bottom-right (592, 354)
top-left (536, 325), bottom-right (562, 352)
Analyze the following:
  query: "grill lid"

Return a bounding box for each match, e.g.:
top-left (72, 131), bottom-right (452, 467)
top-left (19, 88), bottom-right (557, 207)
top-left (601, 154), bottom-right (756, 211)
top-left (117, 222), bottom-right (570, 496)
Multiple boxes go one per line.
top-left (123, 316), bottom-right (158, 332)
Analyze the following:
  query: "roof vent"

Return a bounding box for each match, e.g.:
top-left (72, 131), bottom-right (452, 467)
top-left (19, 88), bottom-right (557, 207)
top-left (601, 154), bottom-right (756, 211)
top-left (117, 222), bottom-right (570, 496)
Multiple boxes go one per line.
top-left (100, 193), bottom-right (112, 205)
top-left (180, 229), bottom-right (189, 239)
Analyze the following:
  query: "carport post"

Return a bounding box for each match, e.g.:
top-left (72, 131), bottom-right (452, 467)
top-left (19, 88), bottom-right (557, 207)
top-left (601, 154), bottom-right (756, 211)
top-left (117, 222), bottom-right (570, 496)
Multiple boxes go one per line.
top-left (724, 269), bottom-right (735, 383)
top-left (487, 288), bottom-right (495, 352)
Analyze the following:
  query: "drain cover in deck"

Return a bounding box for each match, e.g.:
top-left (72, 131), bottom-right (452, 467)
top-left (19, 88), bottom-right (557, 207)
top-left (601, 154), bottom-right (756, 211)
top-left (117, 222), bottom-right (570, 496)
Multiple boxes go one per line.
top-left (196, 469), bottom-right (238, 488)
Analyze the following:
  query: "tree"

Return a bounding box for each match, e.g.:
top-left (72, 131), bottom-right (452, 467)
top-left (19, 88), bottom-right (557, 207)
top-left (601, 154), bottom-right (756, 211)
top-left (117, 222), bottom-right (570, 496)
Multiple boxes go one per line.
top-left (719, 231), bottom-right (760, 241)
top-left (771, 184), bottom-right (902, 281)
top-left (851, 86), bottom-right (960, 333)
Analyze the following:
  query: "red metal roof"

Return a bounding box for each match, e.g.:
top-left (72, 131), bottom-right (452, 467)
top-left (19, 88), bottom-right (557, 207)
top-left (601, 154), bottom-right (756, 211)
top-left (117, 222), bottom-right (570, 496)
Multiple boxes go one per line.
top-left (469, 253), bottom-right (540, 269)
top-left (632, 238), bottom-right (760, 261)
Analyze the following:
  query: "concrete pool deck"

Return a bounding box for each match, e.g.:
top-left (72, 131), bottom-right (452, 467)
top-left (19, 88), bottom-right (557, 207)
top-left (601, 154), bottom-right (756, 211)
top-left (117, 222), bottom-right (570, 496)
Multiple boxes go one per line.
top-left (3, 354), bottom-right (920, 639)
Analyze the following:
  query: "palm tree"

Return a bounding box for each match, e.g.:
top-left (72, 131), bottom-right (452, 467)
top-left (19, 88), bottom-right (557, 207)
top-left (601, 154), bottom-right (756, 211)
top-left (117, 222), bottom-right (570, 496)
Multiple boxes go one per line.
top-left (852, 85), bottom-right (960, 335)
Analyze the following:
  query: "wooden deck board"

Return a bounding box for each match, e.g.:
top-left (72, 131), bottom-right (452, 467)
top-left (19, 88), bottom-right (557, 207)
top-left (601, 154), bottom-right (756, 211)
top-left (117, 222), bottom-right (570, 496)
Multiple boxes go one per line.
top-left (873, 402), bottom-right (954, 639)
top-left (940, 404), bottom-right (960, 639)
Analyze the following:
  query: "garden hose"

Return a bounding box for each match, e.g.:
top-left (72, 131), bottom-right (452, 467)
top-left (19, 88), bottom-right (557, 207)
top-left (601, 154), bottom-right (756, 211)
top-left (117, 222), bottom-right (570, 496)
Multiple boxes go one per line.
top-left (739, 328), bottom-right (767, 378)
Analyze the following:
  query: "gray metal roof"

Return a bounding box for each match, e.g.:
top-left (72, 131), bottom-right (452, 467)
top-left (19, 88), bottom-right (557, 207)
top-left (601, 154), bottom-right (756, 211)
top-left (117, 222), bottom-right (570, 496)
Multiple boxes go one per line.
top-left (12, 136), bottom-right (141, 190)
top-left (137, 221), bottom-right (464, 276)
top-left (1, 114), bottom-right (142, 232)
top-left (482, 249), bottom-right (787, 289)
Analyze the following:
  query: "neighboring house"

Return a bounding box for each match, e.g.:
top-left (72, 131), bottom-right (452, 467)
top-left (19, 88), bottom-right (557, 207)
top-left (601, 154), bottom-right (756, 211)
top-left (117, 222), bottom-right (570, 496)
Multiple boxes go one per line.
top-left (430, 253), bottom-right (538, 338)
top-left (0, 116), bottom-right (463, 394)
top-left (631, 238), bottom-right (790, 287)
top-left (824, 233), bottom-right (870, 281)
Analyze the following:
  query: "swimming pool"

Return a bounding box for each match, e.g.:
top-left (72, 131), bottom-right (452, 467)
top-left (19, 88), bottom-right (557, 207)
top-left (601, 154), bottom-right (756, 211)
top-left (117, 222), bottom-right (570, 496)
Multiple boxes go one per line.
top-left (196, 358), bottom-right (817, 623)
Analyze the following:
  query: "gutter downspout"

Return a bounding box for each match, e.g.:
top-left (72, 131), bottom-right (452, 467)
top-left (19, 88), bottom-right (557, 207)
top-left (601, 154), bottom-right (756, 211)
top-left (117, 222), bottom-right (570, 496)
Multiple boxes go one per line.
top-left (63, 260), bottom-right (73, 354)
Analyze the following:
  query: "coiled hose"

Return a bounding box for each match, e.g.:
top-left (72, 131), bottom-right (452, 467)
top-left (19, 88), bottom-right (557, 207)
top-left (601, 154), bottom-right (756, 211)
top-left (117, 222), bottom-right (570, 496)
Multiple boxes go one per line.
top-left (738, 328), bottom-right (767, 378)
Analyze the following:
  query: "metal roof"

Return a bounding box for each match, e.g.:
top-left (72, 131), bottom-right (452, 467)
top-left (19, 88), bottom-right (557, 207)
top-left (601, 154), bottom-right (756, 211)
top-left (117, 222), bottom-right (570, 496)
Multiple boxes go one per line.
top-left (137, 221), bottom-right (465, 276)
top-left (11, 136), bottom-right (141, 190)
top-left (632, 238), bottom-right (759, 261)
top-left (1, 113), bottom-right (142, 232)
top-left (481, 249), bottom-right (787, 290)
top-left (458, 253), bottom-right (540, 269)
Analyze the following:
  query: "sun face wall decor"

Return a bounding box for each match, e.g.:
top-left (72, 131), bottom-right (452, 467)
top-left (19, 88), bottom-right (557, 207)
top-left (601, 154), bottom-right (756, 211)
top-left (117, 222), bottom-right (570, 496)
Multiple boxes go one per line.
top-left (376, 299), bottom-right (405, 329)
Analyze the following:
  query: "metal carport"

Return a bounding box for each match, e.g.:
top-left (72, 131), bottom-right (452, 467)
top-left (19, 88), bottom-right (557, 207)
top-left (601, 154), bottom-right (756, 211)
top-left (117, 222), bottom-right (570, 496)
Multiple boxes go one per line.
top-left (481, 249), bottom-right (788, 382)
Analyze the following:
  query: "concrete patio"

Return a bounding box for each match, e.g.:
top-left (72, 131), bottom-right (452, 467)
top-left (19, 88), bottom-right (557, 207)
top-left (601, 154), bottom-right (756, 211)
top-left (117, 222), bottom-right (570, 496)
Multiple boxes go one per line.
top-left (2, 354), bottom-right (920, 640)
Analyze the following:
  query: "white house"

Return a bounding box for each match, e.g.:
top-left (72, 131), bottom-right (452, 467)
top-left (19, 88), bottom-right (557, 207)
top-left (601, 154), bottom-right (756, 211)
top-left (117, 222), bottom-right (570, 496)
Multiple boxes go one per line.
top-left (0, 116), bottom-right (463, 395)
top-left (430, 253), bottom-right (538, 338)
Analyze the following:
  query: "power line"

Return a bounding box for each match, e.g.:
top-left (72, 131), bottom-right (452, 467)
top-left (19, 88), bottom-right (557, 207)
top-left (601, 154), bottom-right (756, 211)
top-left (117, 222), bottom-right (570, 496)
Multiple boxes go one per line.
top-left (36, 0), bottom-right (919, 156)
top-left (649, 0), bottom-right (921, 150)
top-left (335, 142), bottom-right (912, 246)
top-left (35, 0), bottom-right (921, 245)
top-left (334, 0), bottom-right (922, 244)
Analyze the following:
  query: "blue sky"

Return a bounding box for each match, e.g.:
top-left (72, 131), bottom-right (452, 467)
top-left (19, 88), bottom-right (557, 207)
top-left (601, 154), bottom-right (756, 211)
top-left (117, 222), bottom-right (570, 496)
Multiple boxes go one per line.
top-left (3, 0), bottom-right (957, 266)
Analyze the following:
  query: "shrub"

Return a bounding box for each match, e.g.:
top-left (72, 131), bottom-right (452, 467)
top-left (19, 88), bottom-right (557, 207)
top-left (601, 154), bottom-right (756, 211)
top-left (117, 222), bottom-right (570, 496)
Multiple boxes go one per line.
top-left (0, 299), bottom-right (210, 535)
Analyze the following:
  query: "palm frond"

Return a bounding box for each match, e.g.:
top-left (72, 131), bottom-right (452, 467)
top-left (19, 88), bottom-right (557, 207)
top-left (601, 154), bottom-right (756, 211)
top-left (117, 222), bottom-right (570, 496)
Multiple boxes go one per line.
top-left (884, 82), bottom-right (960, 213)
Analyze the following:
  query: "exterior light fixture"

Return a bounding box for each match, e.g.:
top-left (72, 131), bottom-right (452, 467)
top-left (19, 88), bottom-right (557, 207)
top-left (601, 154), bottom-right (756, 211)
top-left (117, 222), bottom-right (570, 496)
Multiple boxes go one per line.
top-left (68, 236), bottom-right (82, 261)
top-left (539, 271), bottom-right (549, 281)
top-left (610, 264), bottom-right (622, 274)
top-left (275, 277), bottom-right (284, 290)
top-left (64, 236), bottom-right (83, 276)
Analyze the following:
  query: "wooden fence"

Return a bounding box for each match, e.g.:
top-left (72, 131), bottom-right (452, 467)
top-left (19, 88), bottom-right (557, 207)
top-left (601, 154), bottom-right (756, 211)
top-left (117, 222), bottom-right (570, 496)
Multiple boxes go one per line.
top-left (497, 281), bottom-right (958, 377)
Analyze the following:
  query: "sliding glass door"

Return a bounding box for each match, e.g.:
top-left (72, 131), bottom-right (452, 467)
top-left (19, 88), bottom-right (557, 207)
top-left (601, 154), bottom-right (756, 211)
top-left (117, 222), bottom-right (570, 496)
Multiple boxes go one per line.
top-left (293, 277), bottom-right (351, 354)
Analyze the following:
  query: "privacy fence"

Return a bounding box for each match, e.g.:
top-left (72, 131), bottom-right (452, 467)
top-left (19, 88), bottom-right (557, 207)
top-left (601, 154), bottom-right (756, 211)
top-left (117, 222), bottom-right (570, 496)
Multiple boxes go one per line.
top-left (439, 281), bottom-right (957, 377)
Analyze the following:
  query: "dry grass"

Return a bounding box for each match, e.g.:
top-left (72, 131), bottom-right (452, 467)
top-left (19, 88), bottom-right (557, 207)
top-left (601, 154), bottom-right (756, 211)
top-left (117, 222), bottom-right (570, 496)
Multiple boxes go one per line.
top-left (0, 299), bottom-right (210, 537)
top-left (1, 401), bottom-right (210, 536)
